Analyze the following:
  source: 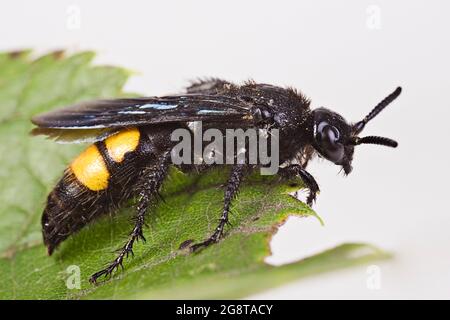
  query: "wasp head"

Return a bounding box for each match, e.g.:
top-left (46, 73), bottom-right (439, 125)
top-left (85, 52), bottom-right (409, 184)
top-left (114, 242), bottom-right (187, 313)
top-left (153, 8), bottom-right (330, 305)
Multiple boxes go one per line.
top-left (311, 87), bottom-right (402, 175)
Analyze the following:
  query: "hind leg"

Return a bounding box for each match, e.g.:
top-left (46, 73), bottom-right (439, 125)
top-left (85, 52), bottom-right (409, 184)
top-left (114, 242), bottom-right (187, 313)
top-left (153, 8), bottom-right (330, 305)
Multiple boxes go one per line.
top-left (89, 151), bottom-right (171, 284)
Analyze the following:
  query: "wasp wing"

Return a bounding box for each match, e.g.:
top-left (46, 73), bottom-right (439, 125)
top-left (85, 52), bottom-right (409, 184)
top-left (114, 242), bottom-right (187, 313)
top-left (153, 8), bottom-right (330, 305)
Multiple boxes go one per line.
top-left (31, 95), bottom-right (252, 130)
top-left (30, 127), bottom-right (121, 144)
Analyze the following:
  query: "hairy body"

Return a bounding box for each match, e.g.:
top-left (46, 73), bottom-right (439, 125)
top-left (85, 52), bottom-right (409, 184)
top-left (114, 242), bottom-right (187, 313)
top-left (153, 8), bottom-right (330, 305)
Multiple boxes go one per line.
top-left (32, 79), bottom-right (401, 283)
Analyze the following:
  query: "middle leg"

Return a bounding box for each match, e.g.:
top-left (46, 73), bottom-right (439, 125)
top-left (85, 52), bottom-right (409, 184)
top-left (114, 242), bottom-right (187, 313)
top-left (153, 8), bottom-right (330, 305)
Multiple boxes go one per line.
top-left (190, 164), bottom-right (247, 252)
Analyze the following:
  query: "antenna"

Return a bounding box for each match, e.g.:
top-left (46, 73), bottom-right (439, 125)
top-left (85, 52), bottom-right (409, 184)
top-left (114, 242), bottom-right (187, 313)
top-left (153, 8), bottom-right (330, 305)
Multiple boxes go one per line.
top-left (352, 136), bottom-right (398, 148)
top-left (353, 87), bottom-right (402, 134)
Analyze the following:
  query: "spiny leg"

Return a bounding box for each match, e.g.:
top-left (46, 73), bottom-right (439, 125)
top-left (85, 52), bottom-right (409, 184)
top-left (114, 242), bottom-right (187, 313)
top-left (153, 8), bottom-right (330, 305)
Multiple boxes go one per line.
top-left (89, 151), bottom-right (171, 284)
top-left (185, 78), bottom-right (230, 94)
top-left (279, 164), bottom-right (320, 206)
top-left (190, 164), bottom-right (246, 252)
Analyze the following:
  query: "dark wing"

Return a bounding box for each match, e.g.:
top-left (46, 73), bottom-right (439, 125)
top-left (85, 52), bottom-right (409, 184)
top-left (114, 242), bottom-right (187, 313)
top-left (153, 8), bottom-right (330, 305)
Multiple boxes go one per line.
top-left (32, 95), bottom-right (252, 130)
top-left (30, 127), bottom-right (121, 144)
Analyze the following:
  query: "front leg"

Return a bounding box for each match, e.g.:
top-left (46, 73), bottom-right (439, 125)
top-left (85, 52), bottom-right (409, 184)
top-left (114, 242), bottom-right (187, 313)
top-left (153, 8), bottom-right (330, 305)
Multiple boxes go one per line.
top-left (190, 164), bottom-right (246, 252)
top-left (279, 164), bottom-right (320, 206)
top-left (89, 151), bottom-right (171, 284)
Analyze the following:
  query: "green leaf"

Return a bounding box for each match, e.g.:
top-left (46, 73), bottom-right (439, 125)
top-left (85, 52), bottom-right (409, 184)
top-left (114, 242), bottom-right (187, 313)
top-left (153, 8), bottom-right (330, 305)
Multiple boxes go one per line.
top-left (0, 51), bottom-right (389, 299)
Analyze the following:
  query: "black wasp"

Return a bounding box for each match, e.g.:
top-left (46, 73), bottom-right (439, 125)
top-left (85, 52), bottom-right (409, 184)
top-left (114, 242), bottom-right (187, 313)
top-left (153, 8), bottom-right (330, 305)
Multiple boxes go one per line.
top-left (31, 79), bottom-right (402, 283)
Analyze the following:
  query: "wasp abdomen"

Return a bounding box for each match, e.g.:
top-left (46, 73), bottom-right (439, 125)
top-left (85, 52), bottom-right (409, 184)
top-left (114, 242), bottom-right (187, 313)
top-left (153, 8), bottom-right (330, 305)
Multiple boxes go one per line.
top-left (42, 127), bottom-right (146, 255)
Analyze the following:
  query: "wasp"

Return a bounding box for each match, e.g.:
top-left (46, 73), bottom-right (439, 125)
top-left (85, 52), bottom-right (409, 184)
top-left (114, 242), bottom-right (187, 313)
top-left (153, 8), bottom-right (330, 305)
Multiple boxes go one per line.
top-left (31, 79), bottom-right (402, 283)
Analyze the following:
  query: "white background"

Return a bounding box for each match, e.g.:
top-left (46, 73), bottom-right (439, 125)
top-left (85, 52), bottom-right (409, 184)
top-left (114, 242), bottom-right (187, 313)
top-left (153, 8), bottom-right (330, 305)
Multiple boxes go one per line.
top-left (1, 0), bottom-right (449, 299)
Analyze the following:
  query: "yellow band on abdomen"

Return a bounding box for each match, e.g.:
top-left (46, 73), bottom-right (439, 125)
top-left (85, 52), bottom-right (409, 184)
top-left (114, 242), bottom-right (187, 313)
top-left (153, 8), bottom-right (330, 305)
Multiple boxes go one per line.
top-left (70, 144), bottom-right (110, 191)
top-left (105, 127), bottom-right (140, 163)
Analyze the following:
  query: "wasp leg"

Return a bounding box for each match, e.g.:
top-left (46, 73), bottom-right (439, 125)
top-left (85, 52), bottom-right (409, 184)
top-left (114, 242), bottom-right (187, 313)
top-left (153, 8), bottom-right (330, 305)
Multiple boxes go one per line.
top-left (185, 78), bottom-right (230, 94)
top-left (279, 164), bottom-right (320, 206)
top-left (190, 164), bottom-right (246, 252)
top-left (89, 151), bottom-right (171, 284)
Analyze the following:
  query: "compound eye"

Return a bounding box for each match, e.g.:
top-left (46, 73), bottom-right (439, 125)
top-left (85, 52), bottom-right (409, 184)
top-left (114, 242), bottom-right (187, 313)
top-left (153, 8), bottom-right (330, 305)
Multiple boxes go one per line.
top-left (317, 122), bottom-right (340, 146)
top-left (324, 126), bottom-right (340, 146)
top-left (316, 122), bottom-right (344, 163)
